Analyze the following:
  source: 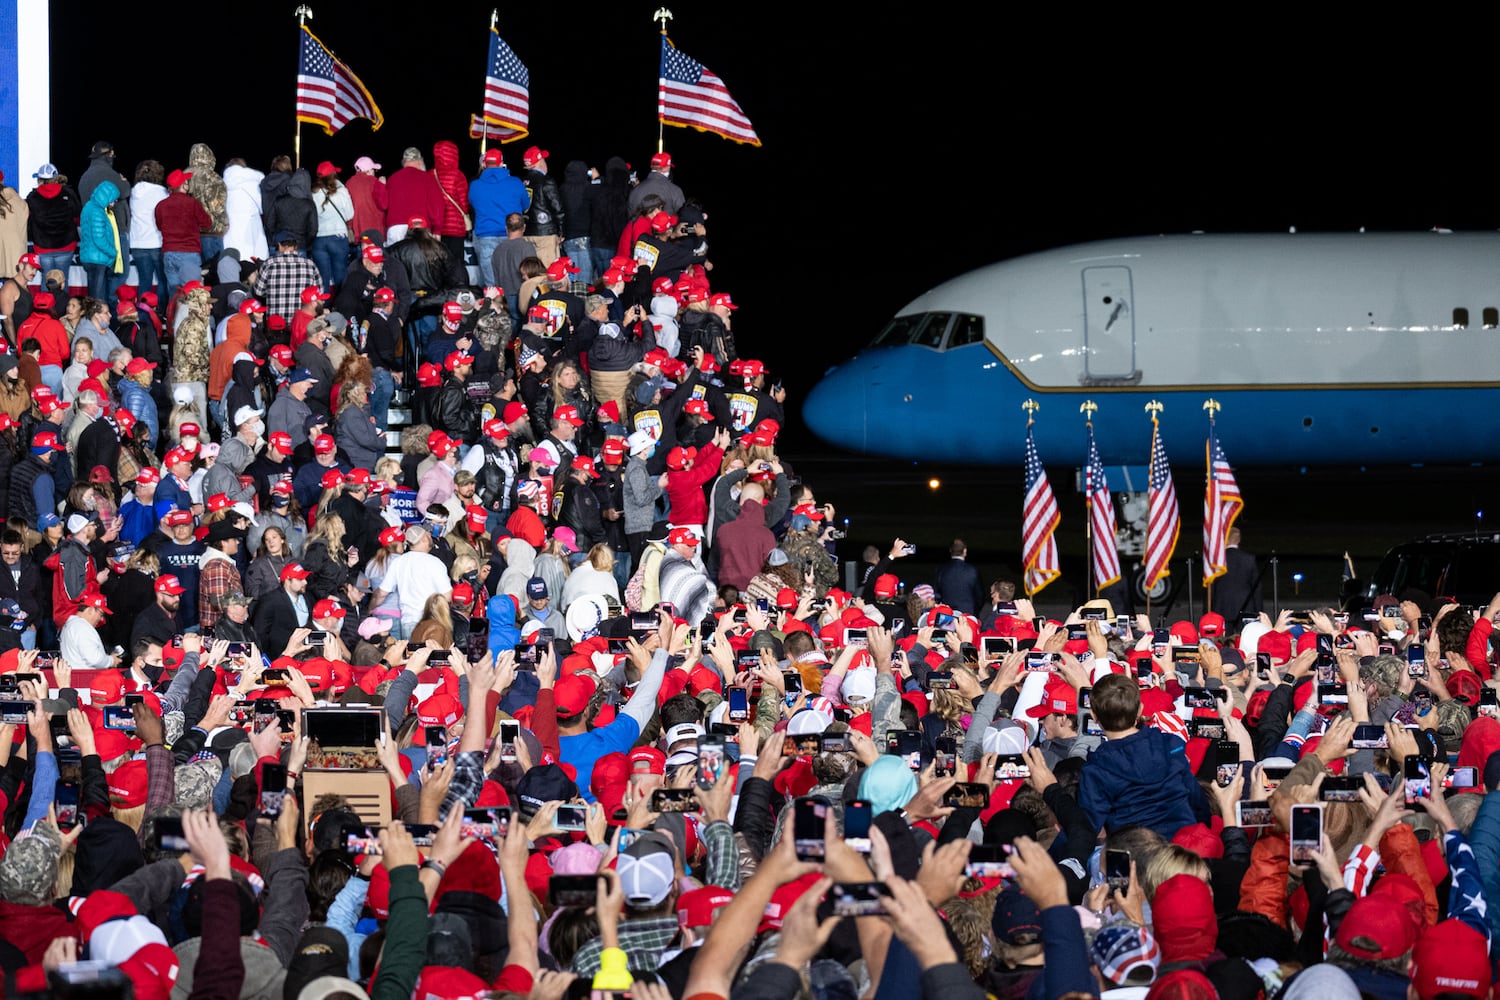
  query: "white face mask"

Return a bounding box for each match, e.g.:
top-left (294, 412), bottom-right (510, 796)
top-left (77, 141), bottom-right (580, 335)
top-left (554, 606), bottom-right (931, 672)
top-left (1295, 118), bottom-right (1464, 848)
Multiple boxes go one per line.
top-left (250, 419), bottom-right (265, 437)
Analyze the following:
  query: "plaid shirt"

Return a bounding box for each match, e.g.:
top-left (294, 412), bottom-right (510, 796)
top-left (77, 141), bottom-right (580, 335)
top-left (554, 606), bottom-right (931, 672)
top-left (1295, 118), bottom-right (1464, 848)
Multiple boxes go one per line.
top-left (198, 552), bottom-right (241, 628)
top-left (571, 915), bottom-right (681, 976)
top-left (254, 252), bottom-right (325, 322)
top-left (445, 749), bottom-right (488, 819)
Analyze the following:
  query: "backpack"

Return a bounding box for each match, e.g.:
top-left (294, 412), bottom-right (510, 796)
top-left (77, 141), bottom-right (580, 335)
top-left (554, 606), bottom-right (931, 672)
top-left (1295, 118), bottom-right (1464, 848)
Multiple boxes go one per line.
top-left (624, 539), bottom-right (667, 611)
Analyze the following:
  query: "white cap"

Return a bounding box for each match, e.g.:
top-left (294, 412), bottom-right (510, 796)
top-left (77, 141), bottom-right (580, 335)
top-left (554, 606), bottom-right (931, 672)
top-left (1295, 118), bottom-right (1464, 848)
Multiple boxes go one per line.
top-left (786, 709), bottom-right (833, 736)
top-left (90, 914), bottom-right (168, 966)
top-left (230, 502), bottom-right (255, 520)
top-left (627, 429), bottom-right (656, 456)
top-left (665, 722), bottom-right (704, 746)
top-left (232, 405), bottom-right (263, 428)
top-left (982, 722), bottom-right (1030, 756)
top-left (172, 386), bottom-right (193, 406)
top-left (65, 513), bottom-right (92, 534)
top-left (842, 667), bottom-right (876, 705)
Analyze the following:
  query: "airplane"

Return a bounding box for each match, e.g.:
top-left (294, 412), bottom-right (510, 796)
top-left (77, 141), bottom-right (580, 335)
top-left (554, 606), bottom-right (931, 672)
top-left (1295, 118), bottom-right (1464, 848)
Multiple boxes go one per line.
top-left (802, 231), bottom-right (1500, 468)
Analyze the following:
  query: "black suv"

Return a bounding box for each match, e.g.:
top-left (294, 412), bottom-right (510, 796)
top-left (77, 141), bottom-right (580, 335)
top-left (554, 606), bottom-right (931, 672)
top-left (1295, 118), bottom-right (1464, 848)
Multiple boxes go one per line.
top-left (1358, 533), bottom-right (1500, 607)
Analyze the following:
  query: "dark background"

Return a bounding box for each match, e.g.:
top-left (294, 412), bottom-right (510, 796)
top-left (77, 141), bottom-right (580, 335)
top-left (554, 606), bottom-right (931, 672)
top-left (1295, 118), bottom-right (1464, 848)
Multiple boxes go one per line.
top-left (48, 7), bottom-right (1500, 610)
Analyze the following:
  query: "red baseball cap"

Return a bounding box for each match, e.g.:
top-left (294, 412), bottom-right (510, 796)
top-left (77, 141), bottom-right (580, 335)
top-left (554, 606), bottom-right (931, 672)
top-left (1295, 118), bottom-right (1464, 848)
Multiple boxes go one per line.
top-left (125, 357), bottom-right (157, 375)
top-left (676, 885), bottom-right (734, 929)
top-left (270, 344), bottom-right (294, 365)
top-left (378, 525), bottom-right (405, 547)
top-left (313, 434), bottom-right (336, 455)
top-left (554, 674), bottom-right (597, 717)
top-left (482, 149), bottom-right (505, 166)
top-left (683, 399), bottom-right (714, 419)
top-left (373, 285), bottom-right (394, 301)
top-left (154, 575), bottom-right (186, 596)
top-left (650, 151), bottom-right (673, 170)
top-left (667, 526), bottom-right (699, 548)
top-left (239, 298), bottom-right (267, 315)
top-left (444, 351), bottom-right (473, 372)
top-left (79, 592), bottom-right (112, 615)
top-left (570, 455), bottom-right (600, 479)
top-left (163, 510), bottom-right (194, 527)
top-left (1025, 681), bottom-right (1079, 718)
top-left (1412, 920), bottom-right (1491, 999)
top-left (709, 293), bottom-right (738, 310)
top-left (873, 573), bottom-right (900, 598)
top-left (407, 215), bottom-right (429, 229)
top-left (523, 146), bottom-right (548, 166)
top-left (268, 431), bottom-right (293, 452)
top-left (279, 562), bottom-right (312, 581)
top-left (300, 286), bottom-right (331, 304)
top-left (107, 760), bottom-right (148, 808)
top-left (312, 598), bottom-right (346, 620)
top-left (483, 418), bottom-right (510, 440)
top-left (315, 161), bottom-right (340, 176)
top-left (628, 746), bottom-right (667, 776)
top-left (553, 404), bottom-right (584, 427)
top-left (441, 302), bottom-right (463, 323)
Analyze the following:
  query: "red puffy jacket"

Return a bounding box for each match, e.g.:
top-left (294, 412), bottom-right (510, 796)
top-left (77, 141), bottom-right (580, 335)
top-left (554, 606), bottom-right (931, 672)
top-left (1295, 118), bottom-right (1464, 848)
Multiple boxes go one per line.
top-left (430, 141), bottom-right (471, 238)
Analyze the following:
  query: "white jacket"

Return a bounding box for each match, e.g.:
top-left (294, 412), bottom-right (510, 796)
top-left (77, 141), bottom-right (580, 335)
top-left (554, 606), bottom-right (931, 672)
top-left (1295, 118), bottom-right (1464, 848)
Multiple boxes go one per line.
top-left (128, 183), bottom-right (167, 249)
top-left (314, 182), bottom-right (355, 240)
top-left (223, 165), bottom-right (267, 261)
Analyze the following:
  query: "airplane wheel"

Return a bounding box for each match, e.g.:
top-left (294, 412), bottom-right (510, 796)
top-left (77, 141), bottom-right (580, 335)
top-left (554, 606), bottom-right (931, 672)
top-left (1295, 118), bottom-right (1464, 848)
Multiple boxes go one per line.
top-left (1129, 566), bottom-right (1180, 607)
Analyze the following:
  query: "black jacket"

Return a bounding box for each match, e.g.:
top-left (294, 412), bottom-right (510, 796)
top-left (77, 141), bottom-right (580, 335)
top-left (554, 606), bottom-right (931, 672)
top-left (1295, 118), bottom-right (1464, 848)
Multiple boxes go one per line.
top-left (559, 478), bottom-right (606, 551)
top-left (933, 557), bottom-right (982, 615)
top-left (587, 321), bottom-right (656, 374)
top-left (677, 311), bottom-right (732, 366)
top-left (300, 539), bottom-right (351, 605)
top-left (387, 236), bottom-right (449, 298)
top-left (9, 454), bottom-right (51, 528)
top-left (115, 317), bottom-right (164, 368)
top-left (265, 172), bottom-right (317, 249)
top-left (131, 601), bottom-right (178, 649)
top-left (472, 439), bottom-right (519, 516)
top-left (361, 310), bottom-right (401, 372)
top-left (26, 185), bottom-right (82, 250)
top-left (250, 587), bottom-right (302, 659)
top-left (330, 492), bottom-right (383, 570)
top-left (559, 161), bottom-right (595, 241)
top-left (0, 557), bottom-right (43, 626)
top-left (523, 169), bottom-right (564, 237)
top-left (432, 376), bottom-right (480, 444)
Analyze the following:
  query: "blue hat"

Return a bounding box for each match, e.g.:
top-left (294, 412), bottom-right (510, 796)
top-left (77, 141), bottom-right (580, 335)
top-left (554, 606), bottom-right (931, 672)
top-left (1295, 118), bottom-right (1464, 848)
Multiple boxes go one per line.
top-left (36, 512), bottom-right (59, 531)
top-left (274, 230), bottom-right (297, 245)
top-left (33, 163), bottom-right (57, 180)
top-left (526, 576), bottom-right (548, 600)
top-left (0, 598), bottom-right (23, 619)
top-left (303, 412), bottom-right (327, 430)
top-left (289, 368), bottom-right (318, 384)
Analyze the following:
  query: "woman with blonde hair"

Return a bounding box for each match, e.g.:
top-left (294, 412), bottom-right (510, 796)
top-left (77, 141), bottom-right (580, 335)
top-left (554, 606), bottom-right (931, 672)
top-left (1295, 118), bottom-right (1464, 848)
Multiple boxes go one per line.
top-left (336, 379), bottom-right (384, 471)
top-left (561, 542), bottom-right (620, 611)
top-left (409, 592), bottom-right (454, 648)
top-left (301, 512), bottom-right (356, 604)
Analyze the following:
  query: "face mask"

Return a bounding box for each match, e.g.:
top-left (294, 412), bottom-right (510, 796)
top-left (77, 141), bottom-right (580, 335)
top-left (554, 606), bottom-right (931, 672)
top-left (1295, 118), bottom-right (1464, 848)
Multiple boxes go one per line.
top-left (250, 420), bottom-right (265, 437)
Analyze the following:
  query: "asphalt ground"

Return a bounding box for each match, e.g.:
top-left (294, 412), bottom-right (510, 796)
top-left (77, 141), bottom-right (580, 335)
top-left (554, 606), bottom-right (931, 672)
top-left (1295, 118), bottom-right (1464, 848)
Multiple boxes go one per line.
top-left (779, 451), bottom-right (1500, 621)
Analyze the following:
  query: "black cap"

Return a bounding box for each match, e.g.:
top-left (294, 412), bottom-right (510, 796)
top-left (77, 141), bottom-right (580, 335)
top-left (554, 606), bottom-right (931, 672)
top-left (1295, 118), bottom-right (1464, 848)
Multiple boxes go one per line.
top-left (89, 141), bottom-right (115, 158)
top-left (282, 926), bottom-right (350, 1000)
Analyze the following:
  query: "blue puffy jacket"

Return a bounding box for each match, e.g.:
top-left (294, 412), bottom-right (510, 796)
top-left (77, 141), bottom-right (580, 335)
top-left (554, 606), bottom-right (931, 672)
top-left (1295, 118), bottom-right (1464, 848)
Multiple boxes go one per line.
top-left (469, 167), bottom-right (529, 237)
top-left (79, 181), bottom-right (121, 268)
top-left (118, 376), bottom-right (158, 451)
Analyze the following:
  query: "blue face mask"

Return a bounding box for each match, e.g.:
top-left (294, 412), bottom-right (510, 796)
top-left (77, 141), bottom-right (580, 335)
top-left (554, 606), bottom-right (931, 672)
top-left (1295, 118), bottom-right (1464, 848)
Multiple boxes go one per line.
top-left (429, 521), bottom-right (444, 538)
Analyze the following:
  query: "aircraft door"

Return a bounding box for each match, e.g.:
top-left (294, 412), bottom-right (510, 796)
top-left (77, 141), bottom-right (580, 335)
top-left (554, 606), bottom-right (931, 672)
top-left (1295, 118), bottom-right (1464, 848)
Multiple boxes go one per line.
top-left (1082, 266), bottom-right (1138, 382)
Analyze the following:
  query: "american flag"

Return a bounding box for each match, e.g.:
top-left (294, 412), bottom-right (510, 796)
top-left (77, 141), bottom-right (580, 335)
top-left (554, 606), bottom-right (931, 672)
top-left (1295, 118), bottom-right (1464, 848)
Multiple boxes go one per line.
top-left (1022, 424), bottom-right (1062, 596)
top-left (480, 27), bottom-right (529, 141)
top-left (1085, 424), bottom-right (1122, 590)
top-left (1202, 422), bottom-right (1243, 587)
top-left (1143, 417), bottom-right (1180, 591)
top-left (296, 26), bottom-right (383, 135)
top-left (658, 36), bottom-right (761, 146)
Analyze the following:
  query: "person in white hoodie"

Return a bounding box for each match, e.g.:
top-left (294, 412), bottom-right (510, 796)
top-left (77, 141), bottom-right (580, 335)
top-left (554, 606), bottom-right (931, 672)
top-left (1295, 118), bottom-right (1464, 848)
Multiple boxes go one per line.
top-left (128, 160), bottom-right (169, 303)
top-left (648, 288), bottom-right (681, 357)
top-left (222, 160), bottom-right (268, 262)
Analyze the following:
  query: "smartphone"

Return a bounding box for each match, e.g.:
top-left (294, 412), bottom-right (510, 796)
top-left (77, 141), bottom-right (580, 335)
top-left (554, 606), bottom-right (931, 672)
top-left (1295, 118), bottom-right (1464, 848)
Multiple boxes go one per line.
top-left (926, 671), bottom-right (956, 690)
top-left (651, 788), bottom-right (698, 813)
top-left (1025, 650), bottom-right (1056, 672)
top-left (498, 719), bottom-right (519, 764)
top-left (820, 733), bottom-right (853, 753)
top-left (1236, 801), bottom-right (1275, 828)
top-left (1135, 660), bottom-right (1153, 681)
top-left (942, 782), bottom-right (990, 809)
top-left (426, 725), bottom-right (449, 768)
top-left (1289, 804), bottom-right (1323, 863)
top-left (1352, 723), bottom-right (1388, 749)
top-left (994, 754), bottom-right (1030, 780)
top-left (1152, 628), bottom-right (1170, 657)
top-left (1320, 775), bottom-right (1364, 803)
top-left (928, 629), bottom-right (949, 646)
top-left (843, 628), bottom-right (868, 647)
top-left (1081, 710), bottom-right (1103, 736)
top-left (465, 619), bottom-right (490, 664)
top-left (966, 843), bottom-right (1015, 878)
top-left (1405, 756), bottom-right (1432, 806)
top-left (460, 807), bottom-right (511, 840)
top-left (428, 650), bottom-right (451, 667)
top-left (1446, 766), bottom-right (1480, 790)
top-left (995, 601), bottom-right (1018, 617)
top-left (102, 704), bottom-right (135, 731)
top-left (981, 636), bottom-right (1015, 660)
top-left (784, 733), bottom-right (821, 756)
top-left (260, 763), bottom-right (288, 818)
top-left (1182, 686), bottom-right (1217, 710)
top-left (630, 611), bottom-right (658, 633)
top-left (554, 804), bottom-right (588, 832)
top-left (1105, 848), bottom-right (1131, 891)
top-left (697, 734), bottom-right (726, 789)
top-left (1480, 688), bottom-right (1499, 721)
top-left (514, 643), bottom-right (541, 665)
top-left (782, 671), bottom-right (803, 698)
top-left (888, 617), bottom-right (908, 637)
top-left (548, 874), bottom-right (601, 907)
top-left (263, 668), bottom-right (290, 683)
top-left (1256, 651), bottom-right (1272, 680)
top-left (344, 825), bottom-right (383, 855)
top-left (1190, 718), bottom-right (1226, 740)
top-left (1317, 683), bottom-right (1349, 707)
top-left (1116, 614), bottom-right (1132, 632)
top-left (155, 816), bottom-right (190, 853)
top-left (727, 688), bottom-right (749, 722)
top-left (793, 796), bottom-right (828, 860)
top-left (934, 736), bottom-right (957, 778)
top-left (843, 800), bottom-right (872, 854)
top-left (615, 826), bottom-right (649, 853)
top-left (55, 780), bottom-right (80, 832)
top-left (832, 881), bottom-right (891, 917)
top-left (307, 630), bottom-right (328, 650)
top-left (732, 607), bottom-right (747, 624)
top-left (885, 729), bottom-right (922, 770)
top-left (1406, 647), bottom-right (1427, 678)
top-left (1067, 625), bottom-right (1089, 641)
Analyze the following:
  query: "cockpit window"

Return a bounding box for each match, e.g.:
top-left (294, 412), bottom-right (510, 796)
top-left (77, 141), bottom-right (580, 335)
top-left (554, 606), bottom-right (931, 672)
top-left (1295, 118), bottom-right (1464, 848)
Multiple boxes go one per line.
top-left (946, 314), bottom-right (985, 349)
top-left (869, 314), bottom-right (925, 348)
top-left (910, 312), bottom-right (952, 349)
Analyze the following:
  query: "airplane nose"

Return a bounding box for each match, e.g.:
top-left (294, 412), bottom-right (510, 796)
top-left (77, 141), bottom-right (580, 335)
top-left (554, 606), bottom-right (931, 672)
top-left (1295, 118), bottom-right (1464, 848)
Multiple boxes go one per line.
top-left (802, 363), bottom-right (866, 453)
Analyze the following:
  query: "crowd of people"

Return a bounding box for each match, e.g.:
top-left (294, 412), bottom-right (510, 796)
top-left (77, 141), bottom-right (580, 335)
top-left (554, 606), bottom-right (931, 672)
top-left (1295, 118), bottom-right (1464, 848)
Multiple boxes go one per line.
top-left (0, 138), bottom-right (1496, 1000)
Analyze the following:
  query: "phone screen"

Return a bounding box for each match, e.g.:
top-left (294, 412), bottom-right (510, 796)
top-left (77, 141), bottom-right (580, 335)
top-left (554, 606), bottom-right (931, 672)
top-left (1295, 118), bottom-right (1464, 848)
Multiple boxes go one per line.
top-left (843, 800), bottom-right (872, 853)
top-left (1405, 756), bottom-right (1432, 804)
top-left (1290, 805), bottom-right (1322, 862)
top-left (56, 781), bottom-right (80, 832)
top-left (793, 797), bottom-right (827, 860)
top-left (727, 688), bottom-right (748, 721)
top-left (697, 735), bottom-right (726, 789)
top-left (466, 619), bottom-right (490, 664)
top-left (1105, 848), bottom-right (1130, 889)
top-left (260, 763), bottom-right (287, 818)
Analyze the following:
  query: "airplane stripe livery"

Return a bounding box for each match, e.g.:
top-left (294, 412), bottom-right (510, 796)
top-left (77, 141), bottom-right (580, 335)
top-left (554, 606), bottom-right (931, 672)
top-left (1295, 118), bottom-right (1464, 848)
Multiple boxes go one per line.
top-left (802, 233), bottom-right (1500, 466)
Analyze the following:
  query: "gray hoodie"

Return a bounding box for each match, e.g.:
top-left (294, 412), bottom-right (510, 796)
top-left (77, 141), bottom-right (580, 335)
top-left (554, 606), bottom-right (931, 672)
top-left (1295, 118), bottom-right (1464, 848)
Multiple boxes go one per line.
top-left (498, 539), bottom-right (537, 601)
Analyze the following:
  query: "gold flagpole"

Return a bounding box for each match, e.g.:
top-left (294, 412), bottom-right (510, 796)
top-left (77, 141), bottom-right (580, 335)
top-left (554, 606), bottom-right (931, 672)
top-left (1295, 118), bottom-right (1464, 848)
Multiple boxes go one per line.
top-left (654, 7), bottom-right (673, 153)
top-left (481, 9), bottom-right (498, 159)
top-left (1081, 400), bottom-right (1098, 597)
top-left (294, 5), bottom-right (313, 169)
